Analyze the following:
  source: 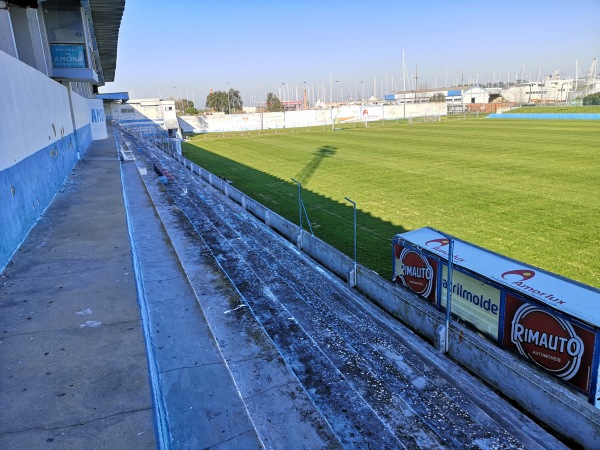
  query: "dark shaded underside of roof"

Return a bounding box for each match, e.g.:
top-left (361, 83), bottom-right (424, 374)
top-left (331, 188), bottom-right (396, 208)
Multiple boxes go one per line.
top-left (88, 0), bottom-right (125, 83)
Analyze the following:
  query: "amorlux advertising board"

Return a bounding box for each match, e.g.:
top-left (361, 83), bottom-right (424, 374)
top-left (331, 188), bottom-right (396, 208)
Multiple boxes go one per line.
top-left (393, 227), bottom-right (600, 405)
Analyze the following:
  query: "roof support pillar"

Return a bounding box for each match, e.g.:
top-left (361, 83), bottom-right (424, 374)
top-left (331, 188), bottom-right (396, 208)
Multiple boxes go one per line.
top-left (0, 2), bottom-right (19, 58)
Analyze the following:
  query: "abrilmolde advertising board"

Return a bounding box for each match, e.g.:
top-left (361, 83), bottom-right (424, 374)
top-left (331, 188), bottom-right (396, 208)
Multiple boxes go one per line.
top-left (394, 227), bottom-right (600, 406)
top-left (393, 241), bottom-right (437, 304)
top-left (393, 237), bottom-right (501, 338)
top-left (440, 266), bottom-right (501, 340)
top-left (503, 293), bottom-right (596, 394)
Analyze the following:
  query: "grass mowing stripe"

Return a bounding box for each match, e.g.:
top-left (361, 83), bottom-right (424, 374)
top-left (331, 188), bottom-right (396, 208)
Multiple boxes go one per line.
top-left (183, 119), bottom-right (599, 287)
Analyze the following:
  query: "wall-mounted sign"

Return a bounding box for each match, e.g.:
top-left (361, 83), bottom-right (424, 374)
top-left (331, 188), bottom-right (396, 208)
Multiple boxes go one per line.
top-left (503, 294), bottom-right (596, 394)
top-left (50, 44), bottom-right (87, 69)
top-left (393, 242), bottom-right (437, 303)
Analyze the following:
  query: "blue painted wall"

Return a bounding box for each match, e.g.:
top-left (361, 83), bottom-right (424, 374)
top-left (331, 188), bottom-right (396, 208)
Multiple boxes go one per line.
top-left (0, 124), bottom-right (92, 270)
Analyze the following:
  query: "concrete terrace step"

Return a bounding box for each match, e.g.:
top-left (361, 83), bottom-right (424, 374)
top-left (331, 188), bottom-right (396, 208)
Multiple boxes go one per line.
top-left (124, 130), bottom-right (568, 450)
top-left (122, 146), bottom-right (342, 448)
top-left (120, 160), bottom-right (266, 448)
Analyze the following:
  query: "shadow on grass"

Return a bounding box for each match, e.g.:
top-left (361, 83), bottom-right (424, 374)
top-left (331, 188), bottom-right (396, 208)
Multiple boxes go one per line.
top-left (296, 145), bottom-right (337, 184)
top-left (182, 142), bottom-right (407, 280)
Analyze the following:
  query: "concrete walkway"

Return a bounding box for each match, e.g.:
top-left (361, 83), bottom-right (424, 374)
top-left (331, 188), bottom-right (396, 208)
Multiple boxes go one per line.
top-left (0, 133), bottom-right (157, 448)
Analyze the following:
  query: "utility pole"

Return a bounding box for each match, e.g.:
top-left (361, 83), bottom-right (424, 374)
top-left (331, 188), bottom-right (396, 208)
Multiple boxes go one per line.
top-left (414, 65), bottom-right (418, 103)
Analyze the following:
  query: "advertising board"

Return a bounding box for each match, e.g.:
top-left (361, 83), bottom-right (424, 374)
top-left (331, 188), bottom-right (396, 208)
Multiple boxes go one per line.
top-left (263, 112), bottom-right (285, 129)
top-left (440, 266), bottom-right (501, 340)
top-left (50, 44), bottom-right (87, 69)
top-left (394, 227), bottom-right (600, 406)
top-left (503, 293), bottom-right (596, 394)
top-left (393, 241), bottom-right (438, 304)
top-left (396, 227), bottom-right (600, 329)
top-left (360, 106), bottom-right (383, 121)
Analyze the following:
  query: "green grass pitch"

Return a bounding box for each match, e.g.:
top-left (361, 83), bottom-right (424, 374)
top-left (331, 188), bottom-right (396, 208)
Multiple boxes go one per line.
top-left (182, 118), bottom-right (599, 288)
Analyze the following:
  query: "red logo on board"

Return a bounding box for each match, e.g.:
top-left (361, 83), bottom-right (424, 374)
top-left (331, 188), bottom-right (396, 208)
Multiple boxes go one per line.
top-left (397, 248), bottom-right (435, 298)
top-left (503, 294), bottom-right (595, 394)
top-left (501, 269), bottom-right (536, 282)
top-left (425, 238), bottom-right (450, 248)
top-left (510, 304), bottom-right (583, 380)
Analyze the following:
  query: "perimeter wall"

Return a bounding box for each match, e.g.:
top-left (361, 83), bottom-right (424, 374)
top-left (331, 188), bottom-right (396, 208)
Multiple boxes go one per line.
top-left (0, 50), bottom-right (107, 270)
top-left (178, 103), bottom-right (446, 134)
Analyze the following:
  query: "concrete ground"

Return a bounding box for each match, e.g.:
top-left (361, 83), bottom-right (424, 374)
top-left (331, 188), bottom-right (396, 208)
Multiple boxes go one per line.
top-left (0, 134), bottom-right (156, 449)
top-left (0, 128), bottom-right (572, 449)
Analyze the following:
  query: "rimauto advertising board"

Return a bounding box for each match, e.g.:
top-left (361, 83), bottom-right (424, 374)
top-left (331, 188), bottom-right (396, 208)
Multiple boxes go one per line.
top-left (393, 236), bottom-right (502, 338)
top-left (503, 293), bottom-right (596, 394)
top-left (393, 241), bottom-right (438, 304)
top-left (393, 227), bottom-right (600, 406)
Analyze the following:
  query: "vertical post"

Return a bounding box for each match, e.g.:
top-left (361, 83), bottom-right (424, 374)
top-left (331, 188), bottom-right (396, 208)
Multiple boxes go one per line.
top-left (444, 237), bottom-right (455, 353)
top-left (345, 197), bottom-right (357, 287)
top-left (344, 197), bottom-right (357, 270)
top-left (291, 178), bottom-right (302, 232)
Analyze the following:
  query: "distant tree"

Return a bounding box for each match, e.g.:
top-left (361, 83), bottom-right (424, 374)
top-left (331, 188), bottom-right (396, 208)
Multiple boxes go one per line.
top-left (228, 89), bottom-right (243, 113)
top-left (206, 91), bottom-right (228, 113)
top-left (184, 106), bottom-right (199, 115)
top-left (266, 92), bottom-right (284, 112)
top-left (430, 93), bottom-right (446, 103)
top-left (206, 89), bottom-right (243, 114)
top-left (583, 92), bottom-right (600, 105)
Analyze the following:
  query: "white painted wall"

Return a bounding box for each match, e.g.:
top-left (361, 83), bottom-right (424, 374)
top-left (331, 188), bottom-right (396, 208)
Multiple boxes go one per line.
top-left (0, 50), bottom-right (103, 170)
top-left (463, 87), bottom-right (488, 104)
top-left (71, 85), bottom-right (90, 130)
top-left (177, 103), bottom-right (447, 134)
top-left (89, 98), bottom-right (107, 140)
top-left (0, 49), bottom-right (73, 171)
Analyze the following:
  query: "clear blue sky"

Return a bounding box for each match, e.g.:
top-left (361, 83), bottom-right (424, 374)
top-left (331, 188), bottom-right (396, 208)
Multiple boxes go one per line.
top-left (101, 0), bottom-right (600, 107)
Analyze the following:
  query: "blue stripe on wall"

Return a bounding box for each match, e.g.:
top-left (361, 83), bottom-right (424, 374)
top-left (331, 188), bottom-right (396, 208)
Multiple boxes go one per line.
top-left (0, 124), bottom-right (92, 270)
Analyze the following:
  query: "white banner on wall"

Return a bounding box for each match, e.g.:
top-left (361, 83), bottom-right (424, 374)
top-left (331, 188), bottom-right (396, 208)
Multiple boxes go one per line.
top-left (263, 112), bottom-right (285, 129)
top-left (284, 110), bottom-right (317, 128)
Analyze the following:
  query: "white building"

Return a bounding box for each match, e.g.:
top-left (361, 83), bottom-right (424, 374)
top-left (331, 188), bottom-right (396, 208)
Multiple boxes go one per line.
top-left (446, 86), bottom-right (490, 113)
top-left (386, 85), bottom-right (490, 114)
top-left (0, 0), bottom-right (124, 270)
top-left (103, 97), bottom-right (181, 138)
top-left (385, 88), bottom-right (448, 104)
top-left (501, 75), bottom-right (600, 104)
